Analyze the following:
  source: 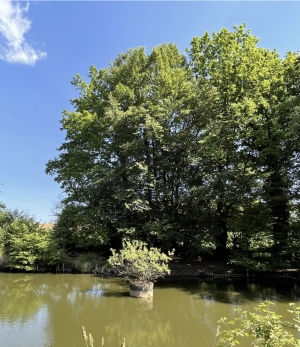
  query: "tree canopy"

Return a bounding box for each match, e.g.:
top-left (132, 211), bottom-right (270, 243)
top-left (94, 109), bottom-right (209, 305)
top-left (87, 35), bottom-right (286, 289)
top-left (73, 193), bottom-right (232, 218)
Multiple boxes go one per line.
top-left (46, 25), bottom-right (300, 268)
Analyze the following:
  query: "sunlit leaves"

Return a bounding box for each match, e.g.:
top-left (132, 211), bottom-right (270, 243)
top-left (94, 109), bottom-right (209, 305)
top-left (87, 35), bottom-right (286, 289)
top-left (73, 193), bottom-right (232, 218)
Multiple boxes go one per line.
top-left (217, 302), bottom-right (299, 347)
top-left (0, 207), bottom-right (60, 270)
top-left (108, 240), bottom-right (173, 284)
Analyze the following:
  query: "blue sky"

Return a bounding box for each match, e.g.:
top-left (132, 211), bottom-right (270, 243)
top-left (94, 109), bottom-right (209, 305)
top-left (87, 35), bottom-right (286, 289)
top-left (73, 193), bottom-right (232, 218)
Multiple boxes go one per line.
top-left (0, 1), bottom-right (299, 223)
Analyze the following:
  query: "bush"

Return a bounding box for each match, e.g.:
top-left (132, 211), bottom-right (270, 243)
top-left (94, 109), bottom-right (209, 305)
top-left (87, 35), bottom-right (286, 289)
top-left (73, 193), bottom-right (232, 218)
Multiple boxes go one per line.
top-left (0, 206), bottom-right (63, 271)
top-left (216, 301), bottom-right (300, 347)
top-left (108, 240), bottom-right (174, 285)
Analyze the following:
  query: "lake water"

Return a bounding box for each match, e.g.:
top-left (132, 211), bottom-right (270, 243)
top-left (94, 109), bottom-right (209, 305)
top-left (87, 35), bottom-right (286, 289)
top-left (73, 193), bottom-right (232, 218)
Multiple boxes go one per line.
top-left (0, 273), bottom-right (300, 347)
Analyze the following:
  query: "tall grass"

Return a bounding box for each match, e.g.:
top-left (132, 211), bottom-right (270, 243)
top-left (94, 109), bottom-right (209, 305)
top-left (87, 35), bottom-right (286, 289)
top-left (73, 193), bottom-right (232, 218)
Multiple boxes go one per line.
top-left (82, 326), bottom-right (125, 347)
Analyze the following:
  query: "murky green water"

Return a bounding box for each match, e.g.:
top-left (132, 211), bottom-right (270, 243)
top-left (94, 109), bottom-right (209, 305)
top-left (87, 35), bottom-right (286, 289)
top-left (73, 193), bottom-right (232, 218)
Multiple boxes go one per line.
top-left (0, 273), bottom-right (300, 347)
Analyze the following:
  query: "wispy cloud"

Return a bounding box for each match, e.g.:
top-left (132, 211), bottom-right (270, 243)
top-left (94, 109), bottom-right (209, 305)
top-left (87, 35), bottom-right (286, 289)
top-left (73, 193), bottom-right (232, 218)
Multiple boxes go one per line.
top-left (0, 1), bottom-right (46, 65)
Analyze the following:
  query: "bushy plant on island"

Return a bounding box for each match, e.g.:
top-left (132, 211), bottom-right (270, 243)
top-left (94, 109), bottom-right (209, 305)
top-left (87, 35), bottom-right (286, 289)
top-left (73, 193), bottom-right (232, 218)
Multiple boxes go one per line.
top-left (108, 240), bottom-right (174, 286)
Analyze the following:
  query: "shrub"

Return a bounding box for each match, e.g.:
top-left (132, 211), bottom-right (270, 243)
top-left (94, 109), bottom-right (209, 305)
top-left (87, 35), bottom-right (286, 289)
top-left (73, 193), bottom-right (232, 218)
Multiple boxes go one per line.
top-left (216, 301), bottom-right (300, 347)
top-left (0, 206), bottom-right (63, 271)
top-left (108, 240), bottom-right (174, 285)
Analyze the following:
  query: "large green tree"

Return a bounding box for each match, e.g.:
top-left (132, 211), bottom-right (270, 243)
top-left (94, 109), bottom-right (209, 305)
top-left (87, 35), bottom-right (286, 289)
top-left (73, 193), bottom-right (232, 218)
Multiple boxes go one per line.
top-left (189, 24), bottom-right (300, 265)
top-left (46, 44), bottom-right (209, 254)
top-left (47, 26), bottom-right (300, 265)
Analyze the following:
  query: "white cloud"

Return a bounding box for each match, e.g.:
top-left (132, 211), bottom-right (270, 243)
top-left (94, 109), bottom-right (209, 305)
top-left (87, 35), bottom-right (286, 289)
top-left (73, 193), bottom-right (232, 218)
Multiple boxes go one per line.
top-left (0, 1), bottom-right (46, 65)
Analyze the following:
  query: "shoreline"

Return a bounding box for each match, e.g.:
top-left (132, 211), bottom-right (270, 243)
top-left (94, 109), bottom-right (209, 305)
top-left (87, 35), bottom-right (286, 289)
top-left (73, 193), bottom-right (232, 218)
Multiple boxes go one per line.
top-left (1, 257), bottom-right (300, 281)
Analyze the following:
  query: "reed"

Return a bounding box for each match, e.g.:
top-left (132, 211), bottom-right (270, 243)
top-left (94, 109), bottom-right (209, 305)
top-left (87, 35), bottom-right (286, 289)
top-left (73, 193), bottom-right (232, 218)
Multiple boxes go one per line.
top-left (82, 327), bottom-right (125, 347)
top-left (82, 326), bottom-right (89, 347)
top-left (89, 333), bottom-right (94, 347)
top-left (82, 326), bottom-right (95, 347)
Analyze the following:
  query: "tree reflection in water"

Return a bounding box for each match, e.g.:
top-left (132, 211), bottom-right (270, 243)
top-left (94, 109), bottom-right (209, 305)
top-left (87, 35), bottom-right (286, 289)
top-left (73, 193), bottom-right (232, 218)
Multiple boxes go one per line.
top-left (1, 274), bottom-right (300, 347)
top-left (105, 298), bottom-right (174, 347)
top-left (0, 275), bottom-right (43, 321)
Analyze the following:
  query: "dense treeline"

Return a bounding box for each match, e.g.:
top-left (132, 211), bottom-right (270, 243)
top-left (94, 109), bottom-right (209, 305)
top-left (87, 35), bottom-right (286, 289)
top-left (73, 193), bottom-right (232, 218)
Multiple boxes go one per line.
top-left (45, 25), bottom-right (300, 270)
top-left (0, 203), bottom-right (63, 271)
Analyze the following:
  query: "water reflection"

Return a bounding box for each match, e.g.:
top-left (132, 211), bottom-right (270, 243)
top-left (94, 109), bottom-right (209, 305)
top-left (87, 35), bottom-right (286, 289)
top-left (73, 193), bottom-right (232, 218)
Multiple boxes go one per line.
top-left (1, 273), bottom-right (300, 347)
top-left (105, 304), bottom-right (174, 347)
top-left (138, 296), bottom-right (153, 310)
top-left (157, 277), bottom-right (300, 304)
top-left (0, 275), bottom-right (43, 321)
top-left (0, 275), bottom-right (54, 347)
top-left (0, 303), bottom-right (51, 347)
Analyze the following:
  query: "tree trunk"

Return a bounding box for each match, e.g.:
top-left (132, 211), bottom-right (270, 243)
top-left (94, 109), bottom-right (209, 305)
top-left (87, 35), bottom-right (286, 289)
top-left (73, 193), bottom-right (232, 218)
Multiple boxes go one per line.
top-left (267, 170), bottom-right (289, 259)
top-left (215, 202), bottom-right (229, 261)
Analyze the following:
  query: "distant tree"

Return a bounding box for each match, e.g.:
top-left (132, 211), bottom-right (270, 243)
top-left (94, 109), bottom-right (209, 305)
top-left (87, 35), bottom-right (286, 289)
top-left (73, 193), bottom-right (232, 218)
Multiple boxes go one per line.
top-left (0, 205), bottom-right (62, 271)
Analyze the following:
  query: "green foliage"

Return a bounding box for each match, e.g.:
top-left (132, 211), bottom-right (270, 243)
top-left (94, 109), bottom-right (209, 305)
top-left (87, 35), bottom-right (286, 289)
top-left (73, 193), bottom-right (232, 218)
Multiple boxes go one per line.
top-left (0, 205), bottom-right (63, 271)
top-left (52, 202), bottom-right (109, 252)
top-left (46, 24), bottom-right (300, 265)
top-left (108, 240), bottom-right (174, 284)
top-left (216, 302), bottom-right (300, 347)
top-left (46, 43), bottom-right (205, 255)
top-left (188, 24), bottom-right (297, 262)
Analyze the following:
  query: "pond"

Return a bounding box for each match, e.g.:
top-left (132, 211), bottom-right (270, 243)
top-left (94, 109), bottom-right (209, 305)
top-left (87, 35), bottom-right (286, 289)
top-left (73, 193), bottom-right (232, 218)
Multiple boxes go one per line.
top-left (0, 273), bottom-right (300, 347)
